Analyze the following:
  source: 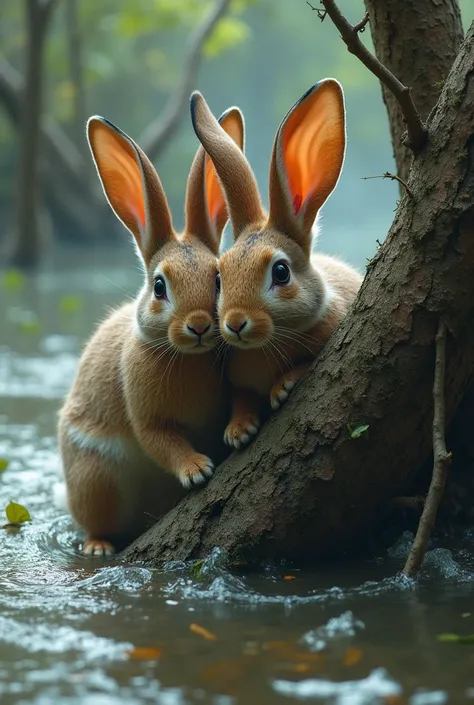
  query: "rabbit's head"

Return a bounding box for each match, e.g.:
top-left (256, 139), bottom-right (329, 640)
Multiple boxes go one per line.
top-left (87, 109), bottom-right (244, 353)
top-left (191, 80), bottom-right (345, 349)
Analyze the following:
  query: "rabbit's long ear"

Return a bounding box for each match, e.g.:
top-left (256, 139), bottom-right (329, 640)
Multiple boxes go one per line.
top-left (87, 116), bottom-right (174, 265)
top-left (268, 79), bottom-right (345, 255)
top-left (184, 106), bottom-right (245, 254)
top-left (190, 91), bottom-right (265, 239)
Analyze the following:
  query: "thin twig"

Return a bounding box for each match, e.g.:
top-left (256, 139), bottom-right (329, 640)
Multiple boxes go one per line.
top-left (402, 321), bottom-right (452, 578)
top-left (314, 0), bottom-right (427, 152)
top-left (139, 0), bottom-right (231, 161)
top-left (362, 172), bottom-right (413, 198)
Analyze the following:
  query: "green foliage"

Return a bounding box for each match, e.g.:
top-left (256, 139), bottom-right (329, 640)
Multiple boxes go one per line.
top-left (59, 295), bottom-right (83, 315)
top-left (7, 308), bottom-right (41, 335)
top-left (0, 459), bottom-right (9, 473)
top-left (204, 17), bottom-right (250, 58)
top-left (2, 269), bottom-right (25, 293)
top-left (437, 633), bottom-right (474, 644)
top-left (5, 501), bottom-right (31, 525)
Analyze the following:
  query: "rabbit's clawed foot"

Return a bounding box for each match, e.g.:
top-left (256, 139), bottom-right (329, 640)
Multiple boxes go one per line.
top-left (270, 372), bottom-right (298, 410)
top-left (82, 538), bottom-right (115, 556)
top-left (224, 415), bottom-right (260, 449)
top-left (178, 454), bottom-right (214, 489)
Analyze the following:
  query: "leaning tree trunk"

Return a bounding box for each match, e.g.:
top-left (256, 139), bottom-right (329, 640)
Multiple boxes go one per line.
top-left (9, 0), bottom-right (58, 268)
top-left (364, 0), bottom-right (474, 508)
top-left (123, 23), bottom-right (474, 566)
top-left (364, 0), bottom-right (463, 185)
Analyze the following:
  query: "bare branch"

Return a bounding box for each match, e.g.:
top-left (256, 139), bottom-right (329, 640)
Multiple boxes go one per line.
top-left (362, 171), bottom-right (413, 198)
top-left (139, 0), bottom-right (231, 161)
top-left (317, 0), bottom-right (427, 152)
top-left (402, 321), bottom-right (452, 578)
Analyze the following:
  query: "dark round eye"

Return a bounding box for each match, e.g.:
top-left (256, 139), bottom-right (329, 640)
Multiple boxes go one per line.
top-left (153, 277), bottom-right (166, 299)
top-left (216, 273), bottom-right (221, 293)
top-left (272, 261), bottom-right (291, 285)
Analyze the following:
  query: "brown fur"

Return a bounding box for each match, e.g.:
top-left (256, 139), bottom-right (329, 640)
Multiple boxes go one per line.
top-left (59, 109), bottom-right (244, 554)
top-left (190, 81), bottom-right (363, 449)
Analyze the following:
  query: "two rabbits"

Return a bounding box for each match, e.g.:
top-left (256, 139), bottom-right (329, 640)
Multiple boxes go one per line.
top-left (58, 79), bottom-right (361, 554)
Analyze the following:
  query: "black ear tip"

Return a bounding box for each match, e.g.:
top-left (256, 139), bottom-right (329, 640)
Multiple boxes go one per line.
top-left (190, 93), bottom-right (199, 133)
top-left (217, 106), bottom-right (242, 125)
top-left (89, 115), bottom-right (127, 139)
top-left (297, 82), bottom-right (320, 106)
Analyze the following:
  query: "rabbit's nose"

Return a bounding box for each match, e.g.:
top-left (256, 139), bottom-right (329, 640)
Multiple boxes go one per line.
top-left (187, 323), bottom-right (211, 337)
top-left (225, 320), bottom-right (248, 336)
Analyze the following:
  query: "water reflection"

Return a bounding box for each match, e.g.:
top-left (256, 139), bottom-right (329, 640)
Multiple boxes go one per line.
top-left (1, 256), bottom-right (474, 704)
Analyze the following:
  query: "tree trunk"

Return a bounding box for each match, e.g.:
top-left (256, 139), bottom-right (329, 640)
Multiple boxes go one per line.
top-left (65, 0), bottom-right (88, 158)
top-left (122, 22), bottom-right (474, 566)
top-left (9, 0), bottom-right (57, 268)
top-left (364, 0), bottom-right (463, 185)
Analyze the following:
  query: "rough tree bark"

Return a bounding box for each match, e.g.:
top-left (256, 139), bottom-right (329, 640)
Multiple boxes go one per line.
top-left (9, 0), bottom-right (60, 267)
top-left (123, 21), bottom-right (474, 566)
top-left (364, 0), bottom-right (474, 502)
top-left (364, 0), bottom-right (463, 185)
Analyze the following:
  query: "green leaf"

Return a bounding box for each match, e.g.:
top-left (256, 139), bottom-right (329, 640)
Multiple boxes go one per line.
top-left (2, 269), bottom-right (25, 293)
top-left (5, 501), bottom-right (31, 525)
top-left (59, 295), bottom-right (83, 315)
top-left (348, 424), bottom-right (370, 439)
top-left (189, 559), bottom-right (205, 580)
top-left (437, 633), bottom-right (474, 643)
top-left (0, 459), bottom-right (9, 472)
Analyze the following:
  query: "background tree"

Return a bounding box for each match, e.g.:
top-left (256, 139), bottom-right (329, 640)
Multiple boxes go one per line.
top-left (0, 0), bottom-right (252, 265)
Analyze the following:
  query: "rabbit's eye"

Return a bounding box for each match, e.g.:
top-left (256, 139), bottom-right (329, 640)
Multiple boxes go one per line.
top-left (154, 277), bottom-right (166, 299)
top-left (272, 261), bottom-right (290, 285)
top-left (216, 273), bottom-right (221, 293)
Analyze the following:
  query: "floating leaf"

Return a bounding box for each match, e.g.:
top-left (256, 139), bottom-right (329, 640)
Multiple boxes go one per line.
top-left (292, 663), bottom-right (310, 673)
top-left (283, 575), bottom-right (296, 581)
top-left (126, 646), bottom-right (162, 660)
top-left (2, 269), bottom-right (25, 292)
top-left (347, 423), bottom-right (370, 439)
top-left (437, 632), bottom-right (474, 643)
top-left (5, 501), bottom-right (31, 524)
top-left (59, 295), bottom-right (83, 315)
top-left (0, 459), bottom-right (9, 472)
top-left (343, 647), bottom-right (362, 666)
top-left (190, 623), bottom-right (218, 641)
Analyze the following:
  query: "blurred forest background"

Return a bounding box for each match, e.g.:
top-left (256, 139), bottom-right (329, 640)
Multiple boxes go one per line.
top-left (1, 0), bottom-right (474, 271)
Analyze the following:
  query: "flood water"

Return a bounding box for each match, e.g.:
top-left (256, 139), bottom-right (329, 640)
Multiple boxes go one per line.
top-left (1, 249), bottom-right (474, 705)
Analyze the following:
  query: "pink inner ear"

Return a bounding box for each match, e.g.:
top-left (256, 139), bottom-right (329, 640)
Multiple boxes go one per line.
top-left (129, 202), bottom-right (145, 231)
top-left (293, 193), bottom-right (302, 215)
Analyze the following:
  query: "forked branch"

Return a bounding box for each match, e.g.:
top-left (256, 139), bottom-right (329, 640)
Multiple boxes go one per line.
top-left (402, 321), bottom-right (452, 578)
top-left (309, 0), bottom-right (427, 152)
top-left (139, 0), bottom-right (231, 161)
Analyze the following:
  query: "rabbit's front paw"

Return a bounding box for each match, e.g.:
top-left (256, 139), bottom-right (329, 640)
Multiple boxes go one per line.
top-left (270, 373), bottom-right (297, 410)
top-left (178, 454), bottom-right (214, 489)
top-left (224, 415), bottom-right (260, 449)
top-left (82, 539), bottom-right (115, 556)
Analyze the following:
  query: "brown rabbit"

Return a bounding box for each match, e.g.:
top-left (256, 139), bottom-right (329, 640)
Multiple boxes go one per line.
top-left (58, 107), bottom-right (244, 554)
top-left (190, 79), bottom-right (362, 449)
